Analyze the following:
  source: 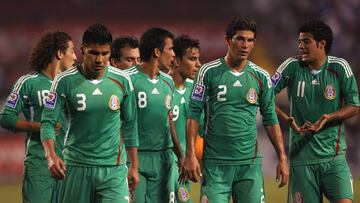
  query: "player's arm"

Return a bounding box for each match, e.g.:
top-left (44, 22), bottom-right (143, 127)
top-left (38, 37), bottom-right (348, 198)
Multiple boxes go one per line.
top-left (169, 118), bottom-right (184, 171)
top-left (275, 105), bottom-right (302, 135)
top-left (261, 75), bottom-right (289, 188)
top-left (120, 77), bottom-right (139, 190)
top-left (41, 83), bottom-right (66, 179)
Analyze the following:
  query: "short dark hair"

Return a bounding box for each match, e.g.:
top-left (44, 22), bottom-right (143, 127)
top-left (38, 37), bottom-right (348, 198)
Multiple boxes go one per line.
top-left (226, 17), bottom-right (257, 39)
top-left (110, 36), bottom-right (139, 60)
top-left (298, 20), bottom-right (333, 54)
top-left (29, 31), bottom-right (72, 72)
top-left (173, 35), bottom-right (200, 59)
top-left (139, 27), bottom-right (174, 62)
top-left (82, 23), bottom-right (112, 46)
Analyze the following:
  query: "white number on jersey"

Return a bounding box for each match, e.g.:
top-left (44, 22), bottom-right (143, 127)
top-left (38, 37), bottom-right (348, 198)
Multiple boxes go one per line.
top-left (169, 191), bottom-right (175, 203)
top-left (173, 105), bottom-right (179, 121)
top-left (297, 81), bottom-right (305, 97)
top-left (37, 90), bottom-right (49, 106)
top-left (138, 92), bottom-right (147, 108)
top-left (217, 85), bottom-right (227, 101)
top-left (76, 93), bottom-right (86, 111)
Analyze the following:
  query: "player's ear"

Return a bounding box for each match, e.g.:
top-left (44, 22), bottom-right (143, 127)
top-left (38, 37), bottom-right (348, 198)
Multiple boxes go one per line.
top-left (154, 48), bottom-right (161, 58)
top-left (80, 46), bottom-right (85, 55)
top-left (55, 50), bottom-right (63, 60)
top-left (319, 40), bottom-right (326, 50)
top-left (173, 57), bottom-right (180, 67)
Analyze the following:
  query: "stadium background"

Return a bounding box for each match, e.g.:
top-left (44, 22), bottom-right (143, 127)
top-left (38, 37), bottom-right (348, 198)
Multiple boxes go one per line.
top-left (0, 0), bottom-right (359, 202)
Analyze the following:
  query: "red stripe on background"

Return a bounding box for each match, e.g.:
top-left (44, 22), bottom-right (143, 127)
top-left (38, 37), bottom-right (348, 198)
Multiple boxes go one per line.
top-left (247, 71), bottom-right (263, 92)
top-left (335, 125), bottom-right (341, 155)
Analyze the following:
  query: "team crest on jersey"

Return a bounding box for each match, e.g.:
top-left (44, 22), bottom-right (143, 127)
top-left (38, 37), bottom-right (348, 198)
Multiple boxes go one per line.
top-left (44, 92), bottom-right (57, 109)
top-left (324, 85), bottom-right (336, 100)
top-left (201, 194), bottom-right (208, 203)
top-left (294, 192), bottom-right (304, 203)
top-left (247, 88), bottom-right (258, 104)
top-left (271, 71), bottom-right (282, 87)
top-left (192, 84), bottom-right (205, 101)
top-left (5, 92), bottom-right (19, 108)
top-left (165, 95), bottom-right (172, 110)
top-left (108, 95), bottom-right (120, 111)
top-left (178, 186), bottom-right (190, 202)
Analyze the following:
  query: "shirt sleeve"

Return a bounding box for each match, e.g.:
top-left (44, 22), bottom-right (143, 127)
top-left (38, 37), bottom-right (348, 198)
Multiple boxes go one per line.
top-left (337, 59), bottom-right (360, 106)
top-left (40, 78), bottom-right (66, 142)
top-left (272, 58), bottom-right (294, 95)
top-left (189, 69), bottom-right (207, 123)
top-left (121, 77), bottom-right (139, 148)
top-left (260, 74), bottom-right (279, 126)
top-left (0, 79), bottom-right (27, 132)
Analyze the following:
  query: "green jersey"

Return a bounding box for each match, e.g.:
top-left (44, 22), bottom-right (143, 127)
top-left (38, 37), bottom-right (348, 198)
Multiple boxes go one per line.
top-left (0, 72), bottom-right (66, 176)
top-left (41, 65), bottom-right (138, 167)
top-left (190, 58), bottom-right (278, 165)
top-left (273, 56), bottom-right (360, 166)
top-left (124, 65), bottom-right (174, 151)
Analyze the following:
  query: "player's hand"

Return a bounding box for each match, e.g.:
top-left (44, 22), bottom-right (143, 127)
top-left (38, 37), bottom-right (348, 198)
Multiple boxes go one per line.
top-left (179, 154), bottom-right (201, 184)
top-left (46, 153), bottom-right (66, 179)
top-left (127, 166), bottom-right (139, 191)
top-left (300, 121), bottom-right (316, 133)
top-left (287, 117), bottom-right (302, 135)
top-left (276, 158), bottom-right (289, 188)
top-left (177, 154), bottom-right (185, 174)
top-left (55, 122), bottom-right (61, 135)
top-left (313, 114), bottom-right (330, 132)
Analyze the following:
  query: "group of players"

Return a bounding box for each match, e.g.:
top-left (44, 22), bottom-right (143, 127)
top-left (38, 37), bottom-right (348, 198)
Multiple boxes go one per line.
top-left (0, 16), bottom-right (358, 203)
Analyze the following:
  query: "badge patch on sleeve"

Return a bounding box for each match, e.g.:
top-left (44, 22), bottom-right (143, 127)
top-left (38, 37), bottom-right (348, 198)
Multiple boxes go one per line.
top-left (5, 92), bottom-right (19, 108)
top-left (271, 71), bottom-right (281, 87)
top-left (44, 92), bottom-right (57, 109)
top-left (191, 84), bottom-right (205, 101)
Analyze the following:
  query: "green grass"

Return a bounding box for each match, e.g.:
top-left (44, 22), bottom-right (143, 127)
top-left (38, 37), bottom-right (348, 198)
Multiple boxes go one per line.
top-left (1, 178), bottom-right (359, 203)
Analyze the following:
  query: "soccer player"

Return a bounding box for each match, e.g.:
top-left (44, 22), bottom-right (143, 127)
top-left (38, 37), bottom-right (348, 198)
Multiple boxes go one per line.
top-left (170, 35), bottom-right (201, 203)
top-left (110, 36), bottom-right (140, 70)
top-left (40, 24), bottom-right (139, 203)
top-left (181, 17), bottom-right (289, 203)
top-left (272, 20), bottom-right (359, 203)
top-left (123, 27), bottom-right (184, 203)
top-left (0, 31), bottom-right (76, 203)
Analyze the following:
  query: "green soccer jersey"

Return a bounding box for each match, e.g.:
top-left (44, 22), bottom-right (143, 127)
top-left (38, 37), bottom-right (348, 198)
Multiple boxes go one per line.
top-left (172, 79), bottom-right (194, 154)
top-left (272, 56), bottom-right (360, 166)
top-left (41, 65), bottom-right (138, 167)
top-left (124, 65), bottom-right (174, 151)
top-left (0, 72), bottom-right (66, 176)
top-left (190, 58), bottom-right (278, 165)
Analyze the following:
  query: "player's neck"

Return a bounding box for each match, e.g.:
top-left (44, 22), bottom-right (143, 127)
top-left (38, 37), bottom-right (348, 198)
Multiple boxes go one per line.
top-left (43, 61), bottom-right (61, 80)
top-left (308, 54), bottom-right (327, 70)
top-left (172, 70), bottom-right (185, 89)
top-left (140, 61), bottom-right (159, 79)
top-left (224, 54), bottom-right (247, 72)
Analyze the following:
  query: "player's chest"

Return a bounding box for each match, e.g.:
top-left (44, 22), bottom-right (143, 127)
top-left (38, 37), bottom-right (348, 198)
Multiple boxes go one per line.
top-left (290, 71), bottom-right (339, 101)
top-left (67, 80), bottom-right (124, 112)
top-left (207, 71), bottom-right (261, 103)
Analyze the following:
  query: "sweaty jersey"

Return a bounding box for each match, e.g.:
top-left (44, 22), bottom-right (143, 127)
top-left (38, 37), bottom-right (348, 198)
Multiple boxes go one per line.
top-left (189, 58), bottom-right (278, 165)
top-left (272, 56), bottom-right (360, 166)
top-left (0, 72), bottom-right (66, 176)
top-left (124, 65), bottom-right (174, 151)
top-left (41, 65), bottom-right (138, 167)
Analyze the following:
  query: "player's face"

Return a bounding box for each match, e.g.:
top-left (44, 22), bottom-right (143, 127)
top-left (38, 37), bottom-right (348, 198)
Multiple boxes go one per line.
top-left (60, 41), bottom-right (77, 71)
top-left (81, 43), bottom-right (111, 79)
top-left (158, 38), bottom-right (175, 71)
top-left (298, 32), bottom-right (324, 63)
top-left (227, 30), bottom-right (255, 61)
top-left (112, 46), bottom-right (140, 70)
top-left (179, 47), bottom-right (201, 80)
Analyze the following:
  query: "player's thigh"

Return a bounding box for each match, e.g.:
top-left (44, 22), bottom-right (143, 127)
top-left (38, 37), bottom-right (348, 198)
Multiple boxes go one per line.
top-left (321, 160), bottom-right (354, 202)
top-left (97, 165), bottom-right (130, 203)
top-left (232, 164), bottom-right (265, 203)
top-left (22, 174), bottom-right (56, 203)
top-left (289, 165), bottom-right (321, 203)
top-left (200, 165), bottom-right (234, 203)
top-left (52, 166), bottom-right (94, 203)
top-left (147, 151), bottom-right (176, 203)
top-left (132, 171), bottom-right (147, 203)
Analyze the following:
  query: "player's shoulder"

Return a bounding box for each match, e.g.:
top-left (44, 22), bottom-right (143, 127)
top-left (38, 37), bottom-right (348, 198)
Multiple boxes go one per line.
top-left (159, 71), bottom-right (173, 82)
top-left (107, 65), bottom-right (132, 81)
top-left (11, 71), bottom-right (41, 92)
top-left (327, 56), bottom-right (353, 78)
top-left (122, 65), bottom-right (139, 76)
top-left (276, 56), bottom-right (302, 74)
top-left (198, 58), bottom-right (222, 73)
top-left (247, 61), bottom-right (273, 88)
top-left (53, 66), bottom-right (79, 83)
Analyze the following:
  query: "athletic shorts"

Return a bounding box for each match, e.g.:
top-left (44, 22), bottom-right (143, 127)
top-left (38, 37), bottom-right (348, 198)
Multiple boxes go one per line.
top-left (22, 174), bottom-right (56, 203)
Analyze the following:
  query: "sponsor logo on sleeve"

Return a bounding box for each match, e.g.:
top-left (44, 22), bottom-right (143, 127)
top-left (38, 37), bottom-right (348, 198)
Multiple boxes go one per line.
top-left (191, 84), bottom-right (205, 101)
top-left (271, 71), bottom-right (282, 87)
top-left (5, 92), bottom-right (19, 108)
top-left (44, 92), bottom-right (57, 109)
